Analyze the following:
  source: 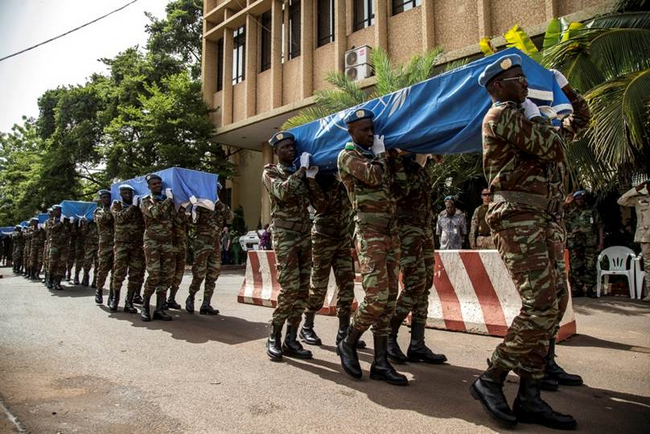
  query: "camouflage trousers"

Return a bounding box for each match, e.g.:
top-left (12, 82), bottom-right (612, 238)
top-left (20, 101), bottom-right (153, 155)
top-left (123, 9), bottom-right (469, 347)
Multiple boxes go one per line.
top-left (476, 235), bottom-right (496, 249)
top-left (171, 244), bottom-right (187, 291)
top-left (29, 244), bottom-right (44, 272)
top-left (306, 230), bottom-right (355, 318)
top-left (67, 243), bottom-right (76, 274)
top-left (188, 235), bottom-right (221, 298)
top-left (394, 225), bottom-right (433, 324)
top-left (352, 223), bottom-right (400, 337)
top-left (74, 240), bottom-right (85, 274)
top-left (548, 221), bottom-right (569, 340)
top-left (12, 247), bottom-right (23, 268)
top-left (48, 244), bottom-right (69, 277)
top-left (42, 242), bottom-right (50, 272)
top-left (272, 228), bottom-right (311, 328)
top-left (143, 238), bottom-right (174, 297)
top-left (96, 241), bottom-right (114, 290)
top-left (112, 242), bottom-right (145, 295)
top-left (568, 244), bottom-right (597, 294)
top-left (83, 243), bottom-right (98, 274)
top-left (486, 202), bottom-right (559, 379)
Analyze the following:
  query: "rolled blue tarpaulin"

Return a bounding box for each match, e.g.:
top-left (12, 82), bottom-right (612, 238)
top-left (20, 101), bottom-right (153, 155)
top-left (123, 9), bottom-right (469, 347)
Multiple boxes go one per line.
top-left (110, 167), bottom-right (220, 211)
top-left (60, 200), bottom-right (97, 222)
top-left (0, 226), bottom-right (14, 237)
top-left (291, 48), bottom-right (573, 172)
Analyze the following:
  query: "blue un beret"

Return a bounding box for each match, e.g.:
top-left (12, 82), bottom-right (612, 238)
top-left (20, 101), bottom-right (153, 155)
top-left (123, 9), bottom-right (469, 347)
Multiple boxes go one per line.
top-left (573, 190), bottom-right (587, 198)
top-left (345, 108), bottom-right (374, 125)
top-left (118, 184), bottom-right (135, 191)
top-left (98, 189), bottom-right (111, 196)
top-left (52, 205), bottom-right (62, 211)
top-left (478, 54), bottom-right (523, 87)
top-left (145, 173), bottom-right (162, 183)
top-left (444, 196), bottom-right (454, 202)
top-left (268, 131), bottom-right (295, 147)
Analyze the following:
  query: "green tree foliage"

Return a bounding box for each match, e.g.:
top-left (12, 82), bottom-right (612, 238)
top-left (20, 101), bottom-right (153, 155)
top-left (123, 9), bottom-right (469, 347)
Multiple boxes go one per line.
top-left (230, 205), bottom-right (247, 236)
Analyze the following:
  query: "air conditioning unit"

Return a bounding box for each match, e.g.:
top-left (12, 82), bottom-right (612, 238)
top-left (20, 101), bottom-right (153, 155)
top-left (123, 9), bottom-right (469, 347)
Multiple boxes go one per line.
top-left (345, 64), bottom-right (372, 81)
top-left (344, 45), bottom-right (372, 68)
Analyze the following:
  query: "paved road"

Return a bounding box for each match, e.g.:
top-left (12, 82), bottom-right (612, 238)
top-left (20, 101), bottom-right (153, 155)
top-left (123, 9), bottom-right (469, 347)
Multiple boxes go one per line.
top-left (1, 266), bottom-right (649, 433)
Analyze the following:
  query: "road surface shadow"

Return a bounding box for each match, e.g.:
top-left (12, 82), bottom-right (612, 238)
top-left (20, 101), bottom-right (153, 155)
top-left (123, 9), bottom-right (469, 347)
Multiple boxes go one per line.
top-left (561, 334), bottom-right (650, 354)
top-left (573, 297), bottom-right (650, 317)
top-left (284, 356), bottom-right (650, 432)
top-left (46, 284), bottom-right (96, 298)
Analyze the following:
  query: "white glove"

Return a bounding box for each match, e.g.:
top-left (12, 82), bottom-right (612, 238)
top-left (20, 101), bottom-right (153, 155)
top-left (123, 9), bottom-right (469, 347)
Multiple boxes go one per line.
top-left (300, 152), bottom-right (311, 169)
top-left (133, 195), bottom-right (140, 207)
top-left (165, 188), bottom-right (173, 200)
top-left (538, 105), bottom-right (557, 120)
top-left (550, 69), bottom-right (569, 88)
top-left (521, 99), bottom-right (541, 120)
top-left (415, 154), bottom-right (431, 167)
top-left (189, 195), bottom-right (197, 205)
top-left (371, 135), bottom-right (385, 155)
top-left (306, 166), bottom-right (319, 179)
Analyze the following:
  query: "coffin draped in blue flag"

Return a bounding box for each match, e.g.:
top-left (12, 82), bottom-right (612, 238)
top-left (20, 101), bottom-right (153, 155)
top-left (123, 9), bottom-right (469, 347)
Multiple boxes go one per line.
top-left (291, 48), bottom-right (573, 172)
top-left (110, 167), bottom-right (219, 210)
top-left (36, 213), bottom-right (49, 225)
top-left (60, 201), bottom-right (97, 221)
top-left (0, 226), bottom-right (14, 238)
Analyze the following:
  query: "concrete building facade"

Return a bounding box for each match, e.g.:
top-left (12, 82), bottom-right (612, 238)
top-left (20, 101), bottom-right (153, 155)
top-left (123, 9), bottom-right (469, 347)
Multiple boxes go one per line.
top-left (202, 0), bottom-right (612, 230)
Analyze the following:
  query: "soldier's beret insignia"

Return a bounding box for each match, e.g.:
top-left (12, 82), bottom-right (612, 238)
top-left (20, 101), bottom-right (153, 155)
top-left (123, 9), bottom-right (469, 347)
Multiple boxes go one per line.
top-left (500, 58), bottom-right (512, 70)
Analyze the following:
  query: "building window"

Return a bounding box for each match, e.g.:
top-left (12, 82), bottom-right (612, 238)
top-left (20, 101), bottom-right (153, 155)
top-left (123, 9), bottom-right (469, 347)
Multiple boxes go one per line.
top-left (353, 0), bottom-right (374, 31)
top-left (289, 0), bottom-right (301, 59)
top-left (216, 38), bottom-right (224, 91)
top-left (232, 26), bottom-right (246, 85)
top-left (392, 0), bottom-right (421, 15)
top-left (317, 0), bottom-right (335, 47)
top-left (260, 11), bottom-right (272, 71)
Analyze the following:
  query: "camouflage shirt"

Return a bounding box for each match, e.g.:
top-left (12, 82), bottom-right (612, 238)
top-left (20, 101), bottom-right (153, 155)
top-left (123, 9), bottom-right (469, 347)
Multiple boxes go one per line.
top-left (306, 177), bottom-right (352, 236)
top-left (12, 231), bottom-right (25, 248)
top-left (110, 201), bottom-right (144, 245)
top-left (49, 218), bottom-right (70, 248)
top-left (83, 220), bottom-right (99, 246)
top-left (172, 206), bottom-right (190, 247)
top-left (396, 157), bottom-right (436, 228)
top-left (565, 205), bottom-right (603, 248)
top-left (262, 163), bottom-right (310, 231)
top-left (32, 227), bottom-right (46, 248)
top-left (140, 195), bottom-right (175, 241)
top-left (193, 201), bottom-right (233, 239)
top-left (94, 206), bottom-right (115, 245)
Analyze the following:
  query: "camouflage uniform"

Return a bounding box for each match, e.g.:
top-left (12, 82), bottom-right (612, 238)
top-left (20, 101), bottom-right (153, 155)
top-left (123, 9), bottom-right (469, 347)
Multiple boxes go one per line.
top-left (170, 207), bottom-right (189, 298)
top-left (74, 222), bottom-right (86, 281)
top-left (66, 223), bottom-right (78, 278)
top-left (30, 227), bottom-right (46, 276)
top-left (110, 200), bottom-right (145, 302)
top-left (188, 203), bottom-right (233, 301)
top-left (262, 162), bottom-right (312, 328)
top-left (12, 230), bottom-right (24, 272)
top-left (141, 195), bottom-right (175, 297)
top-left (470, 204), bottom-right (495, 249)
top-left (337, 143), bottom-right (404, 337)
top-left (82, 220), bottom-right (99, 280)
top-left (48, 218), bottom-right (71, 279)
top-left (42, 220), bottom-right (52, 277)
top-left (94, 205), bottom-right (115, 293)
top-left (565, 205), bottom-right (603, 295)
top-left (22, 227), bottom-right (33, 273)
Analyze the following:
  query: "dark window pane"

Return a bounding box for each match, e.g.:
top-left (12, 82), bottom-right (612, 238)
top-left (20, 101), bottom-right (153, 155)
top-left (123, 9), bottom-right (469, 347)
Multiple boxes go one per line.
top-left (289, 0), bottom-right (301, 59)
top-left (216, 38), bottom-right (224, 92)
top-left (232, 26), bottom-right (246, 85)
top-left (392, 0), bottom-right (421, 15)
top-left (317, 0), bottom-right (335, 47)
top-left (353, 0), bottom-right (374, 31)
top-left (260, 10), bottom-right (272, 71)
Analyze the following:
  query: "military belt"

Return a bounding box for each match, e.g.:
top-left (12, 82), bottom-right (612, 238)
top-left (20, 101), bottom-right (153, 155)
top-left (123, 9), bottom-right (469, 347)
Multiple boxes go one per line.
top-left (274, 220), bottom-right (311, 233)
top-left (313, 223), bottom-right (344, 238)
top-left (493, 191), bottom-right (549, 210)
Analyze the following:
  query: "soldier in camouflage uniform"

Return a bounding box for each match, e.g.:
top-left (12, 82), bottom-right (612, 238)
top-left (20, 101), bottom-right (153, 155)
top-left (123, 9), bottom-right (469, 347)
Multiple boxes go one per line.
top-left (94, 190), bottom-right (114, 304)
top-left (298, 173), bottom-right (366, 349)
top-left (388, 154), bottom-right (447, 365)
top-left (262, 131), bottom-right (313, 361)
top-left (48, 205), bottom-right (71, 291)
top-left (470, 54), bottom-right (576, 429)
top-left (12, 226), bottom-right (24, 274)
top-left (81, 219), bottom-right (99, 287)
top-left (186, 183), bottom-right (233, 315)
top-left (66, 222), bottom-right (77, 282)
top-left (565, 190), bottom-right (603, 298)
top-left (42, 209), bottom-right (53, 286)
top-left (140, 174), bottom-right (174, 322)
top-left (166, 204), bottom-right (189, 309)
top-left (110, 184), bottom-right (146, 312)
top-left (29, 218), bottom-right (46, 280)
top-left (72, 219), bottom-right (87, 285)
top-left (470, 189), bottom-right (496, 249)
top-left (22, 222), bottom-right (33, 278)
top-left (336, 109), bottom-right (408, 386)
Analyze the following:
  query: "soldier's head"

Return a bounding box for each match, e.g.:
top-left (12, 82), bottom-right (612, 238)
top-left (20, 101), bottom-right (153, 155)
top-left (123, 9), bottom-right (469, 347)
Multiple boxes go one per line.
top-left (52, 205), bottom-right (62, 219)
top-left (145, 174), bottom-right (163, 195)
top-left (481, 188), bottom-right (492, 205)
top-left (479, 54), bottom-right (528, 104)
top-left (118, 184), bottom-right (135, 205)
top-left (573, 190), bottom-right (587, 208)
top-left (15, 225), bottom-right (22, 232)
top-left (269, 131), bottom-right (296, 165)
top-left (444, 196), bottom-right (456, 215)
top-left (47, 208), bottom-right (53, 217)
top-left (346, 109), bottom-right (375, 149)
top-left (30, 218), bottom-right (38, 228)
top-left (98, 190), bottom-right (111, 207)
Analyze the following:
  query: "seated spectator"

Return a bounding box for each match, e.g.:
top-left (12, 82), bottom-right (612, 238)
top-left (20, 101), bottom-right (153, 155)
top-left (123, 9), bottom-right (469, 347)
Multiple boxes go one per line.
top-left (470, 189), bottom-right (495, 249)
top-left (436, 196), bottom-right (467, 250)
top-left (259, 224), bottom-right (271, 250)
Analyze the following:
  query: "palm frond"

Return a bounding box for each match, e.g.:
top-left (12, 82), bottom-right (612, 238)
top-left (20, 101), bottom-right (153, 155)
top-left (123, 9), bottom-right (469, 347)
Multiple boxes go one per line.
top-left (323, 71), bottom-right (366, 104)
top-left (588, 28), bottom-right (650, 79)
top-left (443, 57), bottom-right (470, 73)
top-left (542, 37), bottom-right (606, 91)
top-left (591, 11), bottom-right (650, 29)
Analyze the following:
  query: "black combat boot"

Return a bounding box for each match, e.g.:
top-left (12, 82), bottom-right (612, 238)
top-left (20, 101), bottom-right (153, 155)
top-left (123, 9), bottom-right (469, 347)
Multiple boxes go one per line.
top-left (387, 316), bottom-right (408, 364)
top-left (53, 276), bottom-right (63, 291)
top-left (23, 267), bottom-right (30, 278)
top-left (544, 338), bottom-right (583, 386)
top-left (299, 312), bottom-right (322, 346)
top-left (199, 294), bottom-right (219, 315)
top-left (470, 366), bottom-right (517, 427)
top-left (335, 315), bottom-right (366, 350)
top-left (140, 294), bottom-right (152, 322)
top-left (513, 377), bottom-right (577, 430)
top-left (109, 289), bottom-right (120, 311)
top-left (123, 288), bottom-right (137, 313)
top-left (153, 293), bottom-right (173, 321)
top-left (95, 288), bottom-right (103, 305)
top-left (132, 292), bottom-right (143, 305)
top-left (266, 323), bottom-right (283, 361)
top-left (66, 270), bottom-right (71, 281)
top-left (370, 335), bottom-right (409, 386)
top-left (185, 293), bottom-right (195, 313)
top-left (73, 270), bottom-right (80, 285)
top-left (337, 326), bottom-right (363, 379)
top-left (33, 269), bottom-right (40, 281)
top-left (81, 271), bottom-right (90, 287)
top-left (46, 273), bottom-right (54, 290)
top-left (407, 322), bottom-right (447, 364)
top-left (166, 287), bottom-right (181, 309)
top-left (282, 324), bottom-right (313, 359)
top-left (107, 288), bottom-right (114, 307)
top-left (90, 275), bottom-right (97, 288)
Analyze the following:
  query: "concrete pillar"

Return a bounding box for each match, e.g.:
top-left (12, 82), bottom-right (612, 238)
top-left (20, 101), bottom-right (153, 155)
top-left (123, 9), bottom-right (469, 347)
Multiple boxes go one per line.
top-left (222, 27), bottom-right (234, 126)
top-left (421, 0), bottom-right (436, 51)
top-left (300, 0), bottom-right (314, 99)
top-left (334, 0), bottom-right (347, 71)
top-left (245, 14), bottom-right (258, 118)
top-left (477, 0), bottom-right (492, 38)
top-left (271, 0), bottom-right (283, 109)
top-left (261, 142), bottom-right (274, 225)
top-left (374, 0), bottom-right (388, 52)
top-left (545, 0), bottom-right (558, 20)
top-left (202, 37), bottom-right (218, 109)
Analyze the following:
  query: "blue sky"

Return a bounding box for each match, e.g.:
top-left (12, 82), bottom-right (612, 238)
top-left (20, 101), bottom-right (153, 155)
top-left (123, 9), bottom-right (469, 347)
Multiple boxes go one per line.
top-left (0, 0), bottom-right (169, 133)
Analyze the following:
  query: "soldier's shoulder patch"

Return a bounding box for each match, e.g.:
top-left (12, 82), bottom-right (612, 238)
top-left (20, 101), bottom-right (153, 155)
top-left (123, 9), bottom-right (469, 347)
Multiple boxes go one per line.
top-left (344, 143), bottom-right (356, 151)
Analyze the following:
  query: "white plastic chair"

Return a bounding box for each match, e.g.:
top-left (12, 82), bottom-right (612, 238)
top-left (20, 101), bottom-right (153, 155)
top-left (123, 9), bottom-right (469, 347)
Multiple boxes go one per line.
top-left (596, 246), bottom-right (636, 298)
top-left (634, 253), bottom-right (646, 299)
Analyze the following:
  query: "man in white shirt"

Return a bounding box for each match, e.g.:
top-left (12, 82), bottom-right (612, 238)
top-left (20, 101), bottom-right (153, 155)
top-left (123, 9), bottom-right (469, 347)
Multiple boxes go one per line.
top-left (436, 196), bottom-right (467, 250)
